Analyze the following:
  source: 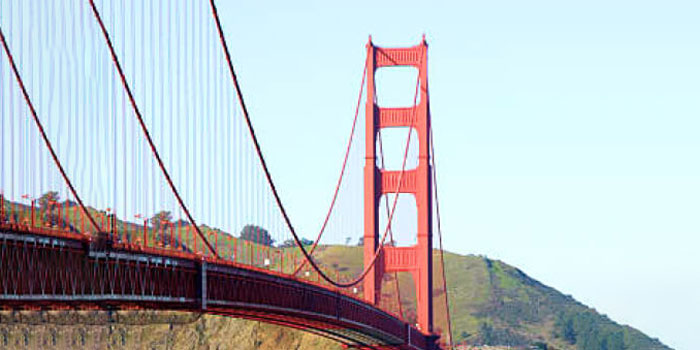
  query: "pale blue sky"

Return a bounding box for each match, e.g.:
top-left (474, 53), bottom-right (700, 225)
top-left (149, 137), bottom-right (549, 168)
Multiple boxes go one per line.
top-left (215, 1), bottom-right (699, 349)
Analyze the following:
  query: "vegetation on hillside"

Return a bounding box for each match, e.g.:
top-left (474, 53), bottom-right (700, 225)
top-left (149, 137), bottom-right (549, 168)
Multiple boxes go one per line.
top-left (443, 255), bottom-right (670, 350)
top-left (239, 224), bottom-right (275, 246)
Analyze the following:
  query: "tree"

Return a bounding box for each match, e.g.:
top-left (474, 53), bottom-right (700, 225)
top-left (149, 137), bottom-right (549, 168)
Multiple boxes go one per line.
top-left (239, 225), bottom-right (274, 246)
top-left (603, 331), bottom-right (625, 350)
top-left (278, 237), bottom-right (312, 248)
top-left (278, 239), bottom-right (295, 248)
top-left (38, 191), bottom-right (60, 210)
top-left (478, 322), bottom-right (494, 345)
top-left (563, 318), bottom-right (576, 345)
top-left (150, 211), bottom-right (173, 232)
top-left (356, 237), bottom-right (394, 246)
top-left (554, 312), bottom-right (577, 345)
top-left (38, 191), bottom-right (60, 225)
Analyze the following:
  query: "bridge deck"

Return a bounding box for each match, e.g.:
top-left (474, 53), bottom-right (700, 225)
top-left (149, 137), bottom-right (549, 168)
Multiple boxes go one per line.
top-left (0, 225), bottom-right (437, 350)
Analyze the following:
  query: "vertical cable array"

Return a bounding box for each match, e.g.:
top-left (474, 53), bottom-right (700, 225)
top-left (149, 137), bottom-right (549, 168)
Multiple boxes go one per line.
top-left (81, 0), bottom-right (299, 262)
top-left (0, 1), bottom-right (101, 235)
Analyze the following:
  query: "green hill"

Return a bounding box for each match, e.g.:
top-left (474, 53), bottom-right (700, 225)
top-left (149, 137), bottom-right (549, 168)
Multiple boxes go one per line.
top-left (439, 251), bottom-right (670, 350)
top-left (305, 245), bottom-right (671, 350)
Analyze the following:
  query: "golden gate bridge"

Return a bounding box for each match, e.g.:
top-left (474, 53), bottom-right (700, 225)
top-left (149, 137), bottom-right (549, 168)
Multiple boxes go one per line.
top-left (0, 1), bottom-right (453, 349)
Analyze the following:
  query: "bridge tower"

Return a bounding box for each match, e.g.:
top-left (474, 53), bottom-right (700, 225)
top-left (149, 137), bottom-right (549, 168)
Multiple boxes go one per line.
top-left (363, 37), bottom-right (434, 334)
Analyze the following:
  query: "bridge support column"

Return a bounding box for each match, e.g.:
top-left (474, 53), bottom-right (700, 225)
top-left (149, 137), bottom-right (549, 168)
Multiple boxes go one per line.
top-left (363, 37), bottom-right (433, 334)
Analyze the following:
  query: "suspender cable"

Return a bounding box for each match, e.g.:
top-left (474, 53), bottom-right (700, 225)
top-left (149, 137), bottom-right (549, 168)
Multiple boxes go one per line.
top-left (293, 45), bottom-right (369, 276)
top-left (88, 0), bottom-right (217, 257)
top-left (0, 27), bottom-right (101, 236)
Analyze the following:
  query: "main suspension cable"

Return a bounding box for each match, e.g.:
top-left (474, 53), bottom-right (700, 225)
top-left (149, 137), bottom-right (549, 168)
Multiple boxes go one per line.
top-left (0, 26), bottom-right (101, 236)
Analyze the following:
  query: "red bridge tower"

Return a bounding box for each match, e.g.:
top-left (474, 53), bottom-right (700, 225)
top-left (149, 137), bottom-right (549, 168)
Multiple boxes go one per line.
top-left (363, 37), bottom-right (434, 334)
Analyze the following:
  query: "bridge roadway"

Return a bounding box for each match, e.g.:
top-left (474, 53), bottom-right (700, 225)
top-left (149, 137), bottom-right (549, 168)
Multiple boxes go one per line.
top-left (0, 224), bottom-right (438, 350)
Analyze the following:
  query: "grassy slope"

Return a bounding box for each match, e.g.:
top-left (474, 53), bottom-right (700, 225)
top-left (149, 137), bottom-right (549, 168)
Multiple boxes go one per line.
top-left (295, 246), bottom-right (671, 350)
top-left (443, 253), bottom-right (671, 350)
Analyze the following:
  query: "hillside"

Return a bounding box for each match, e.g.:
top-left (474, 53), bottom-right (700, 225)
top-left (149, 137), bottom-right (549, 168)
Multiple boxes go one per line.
top-left (309, 246), bottom-right (672, 350)
top-left (440, 252), bottom-right (670, 350)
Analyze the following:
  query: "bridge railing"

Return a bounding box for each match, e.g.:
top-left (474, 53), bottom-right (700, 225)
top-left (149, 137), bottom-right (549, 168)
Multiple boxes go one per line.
top-left (0, 195), bottom-right (405, 323)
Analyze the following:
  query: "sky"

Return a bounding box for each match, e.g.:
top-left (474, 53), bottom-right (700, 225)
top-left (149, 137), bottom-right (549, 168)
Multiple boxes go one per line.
top-left (214, 1), bottom-right (699, 349)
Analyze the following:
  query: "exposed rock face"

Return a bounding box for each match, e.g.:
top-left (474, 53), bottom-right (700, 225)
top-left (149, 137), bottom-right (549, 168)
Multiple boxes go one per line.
top-left (0, 311), bottom-right (341, 350)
